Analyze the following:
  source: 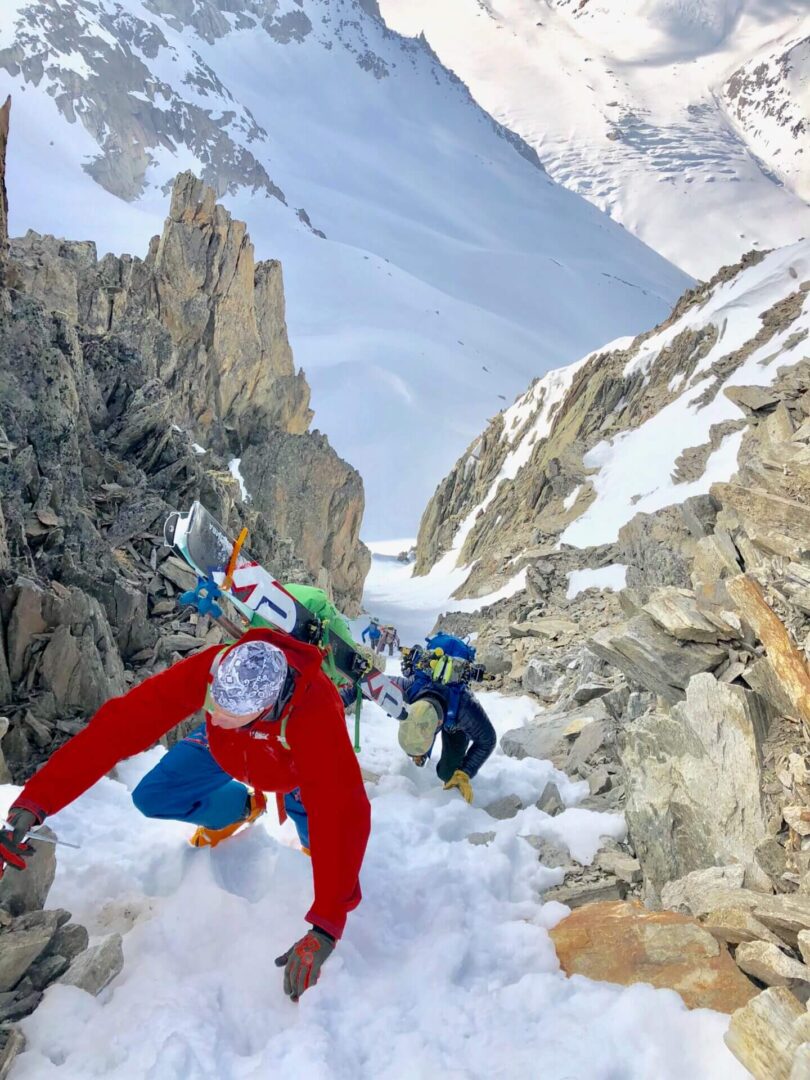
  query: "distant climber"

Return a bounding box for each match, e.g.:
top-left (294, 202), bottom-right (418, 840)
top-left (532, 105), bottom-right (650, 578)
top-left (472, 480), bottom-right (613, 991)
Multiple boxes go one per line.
top-left (361, 618), bottom-right (382, 651)
top-left (0, 629), bottom-right (370, 1002)
top-left (378, 625), bottom-right (401, 656)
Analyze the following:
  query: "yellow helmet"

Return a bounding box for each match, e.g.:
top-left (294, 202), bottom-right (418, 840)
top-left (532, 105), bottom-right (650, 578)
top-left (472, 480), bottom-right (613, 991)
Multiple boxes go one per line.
top-left (398, 698), bottom-right (443, 757)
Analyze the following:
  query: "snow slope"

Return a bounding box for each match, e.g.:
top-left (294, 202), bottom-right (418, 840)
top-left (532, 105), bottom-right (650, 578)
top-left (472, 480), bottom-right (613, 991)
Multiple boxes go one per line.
top-left (377, 0), bottom-right (810, 277)
top-left (408, 236), bottom-right (810, 613)
top-left (2, 656), bottom-right (746, 1079)
top-left (0, 0), bottom-right (690, 537)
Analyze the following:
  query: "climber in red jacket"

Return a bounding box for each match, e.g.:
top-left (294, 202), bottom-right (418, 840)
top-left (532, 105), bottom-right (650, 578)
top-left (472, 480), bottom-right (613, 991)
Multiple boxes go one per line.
top-left (0, 628), bottom-right (371, 1001)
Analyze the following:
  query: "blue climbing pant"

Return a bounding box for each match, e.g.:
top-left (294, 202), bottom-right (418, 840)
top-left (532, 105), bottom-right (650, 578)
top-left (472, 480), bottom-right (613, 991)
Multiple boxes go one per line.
top-left (131, 724), bottom-right (310, 848)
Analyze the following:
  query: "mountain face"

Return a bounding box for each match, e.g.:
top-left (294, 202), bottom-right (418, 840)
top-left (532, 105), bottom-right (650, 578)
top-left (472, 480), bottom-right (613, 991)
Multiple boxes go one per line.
top-left (0, 0), bottom-right (690, 536)
top-left (0, 144), bottom-right (375, 792)
top-left (411, 246), bottom-right (810, 1053)
top-left (415, 242), bottom-right (810, 593)
top-left (377, 0), bottom-right (810, 279)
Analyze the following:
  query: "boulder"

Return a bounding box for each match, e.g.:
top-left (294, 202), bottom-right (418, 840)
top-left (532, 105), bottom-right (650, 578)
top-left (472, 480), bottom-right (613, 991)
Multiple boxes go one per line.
top-left (500, 712), bottom-right (571, 766)
top-left (665, 878), bottom-right (810, 949)
top-left (725, 987), bottom-right (806, 1080)
top-left (642, 587), bottom-right (738, 643)
top-left (702, 907), bottom-right (785, 948)
top-left (622, 675), bottom-right (771, 894)
top-left (596, 850), bottom-right (642, 884)
top-left (510, 617), bottom-right (577, 640)
top-left (0, 910), bottom-right (59, 993)
top-left (589, 614), bottom-right (726, 703)
top-left (712, 484), bottom-right (810, 544)
top-left (483, 794), bottom-right (523, 820)
top-left (735, 941), bottom-right (810, 989)
top-left (522, 657), bottom-right (565, 700)
top-left (724, 385), bottom-right (781, 414)
top-left (587, 765), bottom-right (612, 795)
top-left (466, 832), bottom-right (496, 846)
top-left (730, 989), bottom-right (810, 1080)
top-left (523, 835), bottom-right (571, 868)
top-left (47, 922), bottom-right (89, 964)
top-left (661, 865), bottom-right (747, 913)
top-left (567, 718), bottom-right (611, 776)
top-left (0, 1025), bottom-right (25, 1080)
top-left (58, 933), bottom-right (123, 996)
top-left (691, 531), bottom-right (743, 604)
top-left (544, 877), bottom-right (625, 908)
top-left (571, 682), bottom-right (611, 704)
top-left (550, 901), bottom-right (757, 1012)
top-left (536, 781), bottom-right (565, 816)
top-left (0, 825), bottom-right (56, 916)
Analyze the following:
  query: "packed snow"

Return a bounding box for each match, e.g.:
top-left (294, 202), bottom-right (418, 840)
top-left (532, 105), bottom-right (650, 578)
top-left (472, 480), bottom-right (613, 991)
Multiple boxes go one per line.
top-left (2, 0), bottom-right (690, 537)
top-left (2, 575), bottom-right (747, 1079)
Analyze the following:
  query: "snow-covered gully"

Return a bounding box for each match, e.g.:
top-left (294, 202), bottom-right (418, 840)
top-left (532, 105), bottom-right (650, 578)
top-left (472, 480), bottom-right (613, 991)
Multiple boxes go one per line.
top-left (1, 565), bottom-right (746, 1079)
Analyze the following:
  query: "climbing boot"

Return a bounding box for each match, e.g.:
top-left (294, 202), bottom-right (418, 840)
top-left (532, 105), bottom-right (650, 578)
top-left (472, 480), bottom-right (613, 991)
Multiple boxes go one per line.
top-left (189, 790), bottom-right (267, 848)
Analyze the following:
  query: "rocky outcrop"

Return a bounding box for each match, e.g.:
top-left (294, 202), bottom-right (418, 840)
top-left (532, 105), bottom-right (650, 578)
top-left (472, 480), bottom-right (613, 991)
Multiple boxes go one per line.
top-left (7, 170), bottom-right (368, 611)
top-left (550, 900), bottom-right (757, 1013)
top-left (412, 239), bottom-right (810, 1069)
top-left (9, 172), bottom-right (313, 447)
top-left (0, 143), bottom-right (370, 780)
top-left (622, 675), bottom-right (772, 897)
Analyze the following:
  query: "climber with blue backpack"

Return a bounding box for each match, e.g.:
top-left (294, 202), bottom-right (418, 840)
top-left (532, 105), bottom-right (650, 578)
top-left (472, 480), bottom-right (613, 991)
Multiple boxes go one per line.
top-left (395, 633), bottom-right (496, 804)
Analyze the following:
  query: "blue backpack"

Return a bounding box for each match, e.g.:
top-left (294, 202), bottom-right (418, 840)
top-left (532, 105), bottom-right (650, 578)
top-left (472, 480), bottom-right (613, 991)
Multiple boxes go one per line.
top-left (424, 633), bottom-right (476, 662)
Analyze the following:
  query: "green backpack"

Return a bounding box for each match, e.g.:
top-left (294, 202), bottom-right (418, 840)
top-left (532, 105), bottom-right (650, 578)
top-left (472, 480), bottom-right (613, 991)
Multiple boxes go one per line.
top-left (249, 583), bottom-right (358, 688)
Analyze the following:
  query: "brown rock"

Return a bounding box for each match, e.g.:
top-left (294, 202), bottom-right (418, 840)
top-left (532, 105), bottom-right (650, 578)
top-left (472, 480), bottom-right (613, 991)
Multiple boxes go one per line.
top-left (727, 574), bottom-right (810, 730)
top-left (550, 900), bottom-right (757, 1012)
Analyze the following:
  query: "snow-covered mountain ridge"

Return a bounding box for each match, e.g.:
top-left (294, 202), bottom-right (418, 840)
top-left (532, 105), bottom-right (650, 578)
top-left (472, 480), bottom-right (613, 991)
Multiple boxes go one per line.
top-left (377, 0), bottom-right (810, 277)
top-left (0, 0), bottom-right (690, 536)
top-left (415, 240), bottom-right (810, 597)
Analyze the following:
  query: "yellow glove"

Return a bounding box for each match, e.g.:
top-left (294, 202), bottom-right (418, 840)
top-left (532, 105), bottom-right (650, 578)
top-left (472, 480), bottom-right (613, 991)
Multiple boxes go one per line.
top-left (443, 769), bottom-right (473, 804)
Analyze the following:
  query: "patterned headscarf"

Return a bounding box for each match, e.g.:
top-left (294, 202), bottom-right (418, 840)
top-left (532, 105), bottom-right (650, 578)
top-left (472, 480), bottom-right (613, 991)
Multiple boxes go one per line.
top-left (210, 640), bottom-right (288, 716)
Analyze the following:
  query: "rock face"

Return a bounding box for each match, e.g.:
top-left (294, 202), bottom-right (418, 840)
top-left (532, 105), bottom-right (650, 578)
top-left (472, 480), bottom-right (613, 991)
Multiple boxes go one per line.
top-left (550, 900), bottom-right (757, 1013)
top-left (622, 674), bottom-right (772, 897)
top-left (725, 987), bottom-right (810, 1080)
top-left (7, 171), bottom-right (368, 611)
top-left (410, 234), bottom-right (810, 1076)
top-left (0, 151), bottom-right (369, 779)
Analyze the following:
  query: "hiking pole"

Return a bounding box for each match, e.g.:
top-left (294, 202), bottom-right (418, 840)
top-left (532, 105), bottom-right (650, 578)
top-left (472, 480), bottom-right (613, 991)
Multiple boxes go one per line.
top-left (0, 822), bottom-right (81, 850)
top-left (24, 828), bottom-right (81, 850)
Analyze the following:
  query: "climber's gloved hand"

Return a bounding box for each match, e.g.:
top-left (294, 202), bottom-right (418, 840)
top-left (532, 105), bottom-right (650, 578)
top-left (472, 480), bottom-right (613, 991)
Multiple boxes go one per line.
top-left (443, 769), bottom-right (473, 804)
top-left (274, 927), bottom-right (336, 1001)
top-left (0, 806), bottom-right (42, 878)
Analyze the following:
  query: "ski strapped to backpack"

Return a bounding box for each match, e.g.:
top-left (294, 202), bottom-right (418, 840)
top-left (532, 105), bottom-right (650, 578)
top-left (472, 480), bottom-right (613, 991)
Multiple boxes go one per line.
top-left (164, 502), bottom-right (404, 748)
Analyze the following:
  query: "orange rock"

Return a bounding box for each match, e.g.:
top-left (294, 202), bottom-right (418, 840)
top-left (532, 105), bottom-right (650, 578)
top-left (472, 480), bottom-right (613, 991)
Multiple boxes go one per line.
top-left (550, 900), bottom-right (758, 1013)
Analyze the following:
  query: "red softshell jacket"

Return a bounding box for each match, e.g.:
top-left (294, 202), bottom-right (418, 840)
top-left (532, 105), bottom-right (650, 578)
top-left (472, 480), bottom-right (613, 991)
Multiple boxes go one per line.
top-left (15, 627), bottom-right (371, 940)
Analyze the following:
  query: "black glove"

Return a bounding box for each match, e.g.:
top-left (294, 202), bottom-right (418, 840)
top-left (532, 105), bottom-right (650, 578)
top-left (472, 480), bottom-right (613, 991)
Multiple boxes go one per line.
top-left (0, 807), bottom-right (41, 878)
top-left (274, 927), bottom-right (336, 1001)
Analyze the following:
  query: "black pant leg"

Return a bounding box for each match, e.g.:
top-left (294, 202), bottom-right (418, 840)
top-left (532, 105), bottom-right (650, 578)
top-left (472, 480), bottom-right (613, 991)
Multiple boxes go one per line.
top-left (436, 728), bottom-right (469, 782)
